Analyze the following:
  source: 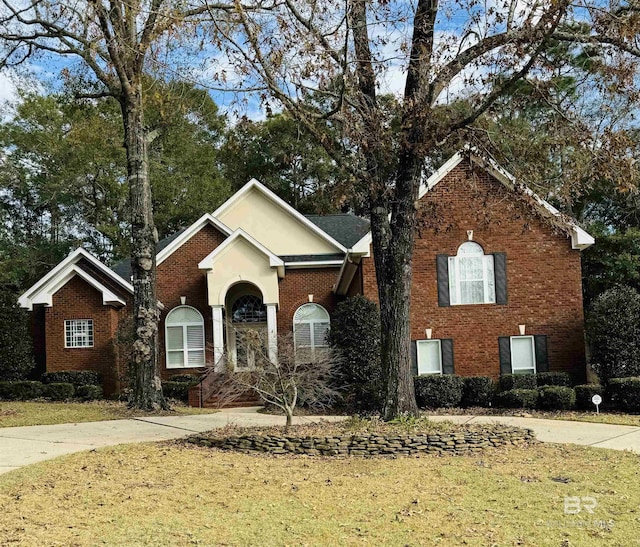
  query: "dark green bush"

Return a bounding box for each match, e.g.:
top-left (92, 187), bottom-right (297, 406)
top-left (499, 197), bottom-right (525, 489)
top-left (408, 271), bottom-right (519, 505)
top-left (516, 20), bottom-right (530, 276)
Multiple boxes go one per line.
top-left (415, 375), bottom-right (464, 409)
top-left (499, 374), bottom-right (537, 392)
top-left (494, 389), bottom-right (539, 409)
top-left (0, 380), bottom-right (44, 400)
top-left (169, 374), bottom-right (201, 383)
top-left (461, 376), bottom-right (495, 407)
top-left (328, 295), bottom-right (383, 412)
top-left (574, 384), bottom-right (604, 410)
top-left (162, 381), bottom-right (191, 402)
top-left (587, 287), bottom-right (640, 383)
top-left (0, 291), bottom-right (35, 381)
top-left (41, 371), bottom-right (101, 387)
top-left (607, 377), bottom-right (640, 412)
top-left (538, 386), bottom-right (576, 410)
top-left (536, 372), bottom-right (572, 387)
top-left (42, 382), bottom-right (75, 401)
top-left (75, 385), bottom-right (104, 400)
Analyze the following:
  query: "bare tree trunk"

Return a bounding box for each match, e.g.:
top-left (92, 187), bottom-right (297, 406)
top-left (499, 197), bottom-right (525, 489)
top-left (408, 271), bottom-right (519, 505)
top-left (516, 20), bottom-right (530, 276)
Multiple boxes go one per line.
top-left (371, 171), bottom-right (421, 420)
top-left (121, 83), bottom-right (167, 410)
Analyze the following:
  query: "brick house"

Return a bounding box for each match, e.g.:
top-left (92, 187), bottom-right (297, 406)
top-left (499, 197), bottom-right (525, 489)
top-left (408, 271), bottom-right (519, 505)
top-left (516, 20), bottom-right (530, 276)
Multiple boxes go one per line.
top-left (19, 150), bottom-right (594, 401)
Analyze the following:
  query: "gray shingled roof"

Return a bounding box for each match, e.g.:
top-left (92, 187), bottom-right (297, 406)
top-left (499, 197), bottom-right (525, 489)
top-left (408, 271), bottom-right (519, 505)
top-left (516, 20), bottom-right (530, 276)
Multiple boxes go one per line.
top-left (110, 214), bottom-right (370, 280)
top-left (111, 227), bottom-right (187, 281)
top-left (305, 214), bottom-right (370, 248)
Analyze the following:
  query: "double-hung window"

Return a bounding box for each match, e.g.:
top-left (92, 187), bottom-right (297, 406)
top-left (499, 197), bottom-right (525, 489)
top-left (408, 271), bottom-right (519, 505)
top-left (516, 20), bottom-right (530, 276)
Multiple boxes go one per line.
top-left (448, 242), bottom-right (495, 305)
top-left (416, 340), bottom-right (442, 375)
top-left (510, 336), bottom-right (536, 374)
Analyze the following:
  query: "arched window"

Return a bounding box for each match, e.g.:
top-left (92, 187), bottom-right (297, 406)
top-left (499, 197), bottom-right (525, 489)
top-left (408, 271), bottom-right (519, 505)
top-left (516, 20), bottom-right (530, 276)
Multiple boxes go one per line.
top-left (293, 303), bottom-right (330, 355)
top-left (165, 306), bottom-right (205, 368)
top-left (231, 294), bottom-right (266, 323)
top-left (448, 242), bottom-right (495, 305)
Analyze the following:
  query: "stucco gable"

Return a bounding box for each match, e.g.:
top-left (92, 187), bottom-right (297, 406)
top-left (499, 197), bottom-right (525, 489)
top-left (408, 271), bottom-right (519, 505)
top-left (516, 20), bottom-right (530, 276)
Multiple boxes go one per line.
top-left (213, 179), bottom-right (346, 256)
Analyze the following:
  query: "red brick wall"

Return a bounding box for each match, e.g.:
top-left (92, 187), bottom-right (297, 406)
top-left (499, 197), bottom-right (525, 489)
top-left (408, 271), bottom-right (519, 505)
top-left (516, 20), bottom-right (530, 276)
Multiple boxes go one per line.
top-left (45, 276), bottom-right (121, 394)
top-left (277, 268), bottom-right (340, 336)
top-left (361, 160), bottom-right (587, 381)
top-left (156, 223), bottom-right (227, 379)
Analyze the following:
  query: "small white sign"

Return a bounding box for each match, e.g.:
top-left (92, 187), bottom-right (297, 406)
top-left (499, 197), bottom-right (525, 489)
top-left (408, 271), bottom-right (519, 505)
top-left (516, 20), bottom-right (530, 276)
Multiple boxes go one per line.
top-left (592, 394), bottom-right (602, 406)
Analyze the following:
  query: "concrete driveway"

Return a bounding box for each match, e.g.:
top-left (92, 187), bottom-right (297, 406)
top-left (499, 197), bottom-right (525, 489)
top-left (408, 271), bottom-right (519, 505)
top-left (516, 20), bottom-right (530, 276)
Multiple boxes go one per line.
top-left (0, 408), bottom-right (343, 475)
top-left (1, 410), bottom-right (639, 475)
top-left (429, 415), bottom-right (640, 454)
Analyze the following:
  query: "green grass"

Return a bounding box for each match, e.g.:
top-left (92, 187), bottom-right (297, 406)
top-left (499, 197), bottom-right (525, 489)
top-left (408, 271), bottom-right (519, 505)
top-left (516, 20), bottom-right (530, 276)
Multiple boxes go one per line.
top-left (0, 401), bottom-right (216, 428)
top-left (0, 441), bottom-right (638, 545)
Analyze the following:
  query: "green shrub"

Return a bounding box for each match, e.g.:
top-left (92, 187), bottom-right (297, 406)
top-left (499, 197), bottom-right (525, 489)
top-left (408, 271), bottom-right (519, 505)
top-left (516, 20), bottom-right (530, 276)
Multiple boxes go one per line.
top-left (536, 372), bottom-right (572, 387)
top-left (461, 376), bottom-right (495, 407)
top-left (162, 381), bottom-right (192, 402)
top-left (574, 384), bottom-right (604, 410)
top-left (328, 295), bottom-right (383, 412)
top-left (607, 377), bottom-right (640, 412)
top-left (499, 374), bottom-right (537, 392)
top-left (415, 375), bottom-right (464, 409)
top-left (75, 385), bottom-right (104, 400)
top-left (538, 386), bottom-right (576, 410)
top-left (41, 371), bottom-right (101, 387)
top-left (494, 389), bottom-right (539, 409)
top-left (169, 374), bottom-right (200, 383)
top-left (0, 380), bottom-right (44, 400)
top-left (587, 286), bottom-right (640, 383)
top-left (0, 291), bottom-right (35, 381)
top-left (42, 382), bottom-right (75, 401)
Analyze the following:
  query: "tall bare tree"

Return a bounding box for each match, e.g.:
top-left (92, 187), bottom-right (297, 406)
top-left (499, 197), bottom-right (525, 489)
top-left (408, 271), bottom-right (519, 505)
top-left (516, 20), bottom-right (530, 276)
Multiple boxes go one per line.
top-left (208, 0), bottom-right (640, 418)
top-left (0, 0), bottom-right (222, 408)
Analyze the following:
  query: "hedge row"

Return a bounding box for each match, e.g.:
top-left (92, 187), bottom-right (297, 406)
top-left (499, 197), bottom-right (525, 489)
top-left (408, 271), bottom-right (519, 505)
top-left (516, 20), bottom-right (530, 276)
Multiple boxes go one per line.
top-left (0, 380), bottom-right (103, 401)
top-left (414, 374), bottom-right (611, 411)
top-left (41, 370), bottom-right (101, 387)
top-left (162, 375), bottom-right (200, 402)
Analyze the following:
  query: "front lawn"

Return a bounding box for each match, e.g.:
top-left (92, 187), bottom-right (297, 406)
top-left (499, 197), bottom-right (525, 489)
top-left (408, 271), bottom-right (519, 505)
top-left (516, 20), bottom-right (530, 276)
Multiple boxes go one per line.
top-left (0, 401), bottom-right (216, 428)
top-left (0, 441), bottom-right (638, 545)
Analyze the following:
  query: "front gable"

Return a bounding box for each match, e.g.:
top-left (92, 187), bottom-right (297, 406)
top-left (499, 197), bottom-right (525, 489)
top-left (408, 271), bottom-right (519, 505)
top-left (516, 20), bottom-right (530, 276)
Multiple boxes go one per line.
top-left (418, 151), bottom-right (594, 250)
top-left (198, 229), bottom-right (282, 306)
top-left (213, 180), bottom-right (346, 256)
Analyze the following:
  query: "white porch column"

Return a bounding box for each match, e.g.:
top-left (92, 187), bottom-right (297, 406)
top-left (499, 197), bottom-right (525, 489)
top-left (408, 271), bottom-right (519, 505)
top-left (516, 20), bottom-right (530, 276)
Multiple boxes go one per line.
top-left (266, 304), bottom-right (278, 363)
top-left (211, 305), bottom-right (225, 370)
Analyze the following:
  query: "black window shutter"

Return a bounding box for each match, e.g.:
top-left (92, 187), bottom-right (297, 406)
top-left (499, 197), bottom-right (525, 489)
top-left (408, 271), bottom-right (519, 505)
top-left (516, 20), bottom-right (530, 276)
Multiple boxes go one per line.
top-left (410, 340), bottom-right (418, 376)
top-left (436, 255), bottom-right (450, 307)
top-left (494, 253), bottom-right (508, 305)
top-left (498, 336), bottom-right (512, 375)
top-left (441, 339), bottom-right (454, 374)
top-left (534, 335), bottom-right (549, 373)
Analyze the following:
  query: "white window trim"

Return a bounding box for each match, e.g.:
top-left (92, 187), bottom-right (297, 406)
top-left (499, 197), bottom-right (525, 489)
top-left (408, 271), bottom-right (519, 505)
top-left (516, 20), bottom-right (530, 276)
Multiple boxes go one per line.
top-left (64, 319), bottom-right (94, 348)
top-left (448, 244), bottom-right (495, 306)
top-left (293, 304), bottom-right (330, 357)
top-left (416, 339), bottom-right (443, 375)
top-left (165, 306), bottom-right (206, 369)
top-left (510, 335), bottom-right (536, 374)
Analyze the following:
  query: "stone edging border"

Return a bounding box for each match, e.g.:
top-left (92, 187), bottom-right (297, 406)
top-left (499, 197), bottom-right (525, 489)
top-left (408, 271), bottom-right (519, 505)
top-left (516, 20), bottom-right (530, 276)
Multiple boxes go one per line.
top-left (186, 428), bottom-right (537, 456)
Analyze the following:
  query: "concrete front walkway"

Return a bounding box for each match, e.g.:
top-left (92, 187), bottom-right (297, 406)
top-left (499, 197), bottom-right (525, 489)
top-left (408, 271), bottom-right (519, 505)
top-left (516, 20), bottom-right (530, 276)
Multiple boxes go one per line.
top-left (0, 408), bottom-right (343, 475)
top-left (1, 411), bottom-right (640, 475)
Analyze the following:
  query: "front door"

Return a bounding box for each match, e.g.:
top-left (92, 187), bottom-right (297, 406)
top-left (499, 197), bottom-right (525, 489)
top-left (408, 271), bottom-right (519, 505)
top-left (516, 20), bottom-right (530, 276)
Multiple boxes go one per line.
top-left (232, 324), bottom-right (267, 369)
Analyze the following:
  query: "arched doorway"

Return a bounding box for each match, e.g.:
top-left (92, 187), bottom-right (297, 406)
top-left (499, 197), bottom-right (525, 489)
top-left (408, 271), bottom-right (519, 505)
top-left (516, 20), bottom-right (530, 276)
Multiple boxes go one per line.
top-left (225, 282), bottom-right (268, 369)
